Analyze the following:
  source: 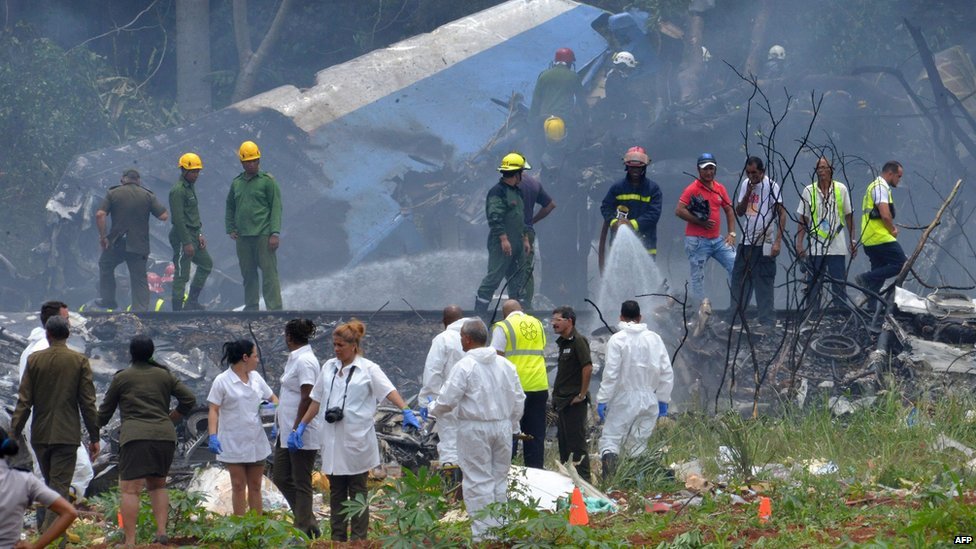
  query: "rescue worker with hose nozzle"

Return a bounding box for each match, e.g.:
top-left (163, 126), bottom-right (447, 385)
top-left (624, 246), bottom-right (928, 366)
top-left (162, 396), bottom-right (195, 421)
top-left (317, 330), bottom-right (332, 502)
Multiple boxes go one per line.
top-left (599, 146), bottom-right (662, 271)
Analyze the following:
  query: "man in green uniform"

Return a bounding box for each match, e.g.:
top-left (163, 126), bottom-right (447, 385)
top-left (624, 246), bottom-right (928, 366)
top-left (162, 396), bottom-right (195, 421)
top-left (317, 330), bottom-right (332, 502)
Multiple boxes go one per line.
top-left (226, 140), bottom-right (283, 311)
top-left (528, 48), bottom-right (586, 154)
top-left (169, 152), bottom-right (213, 311)
top-left (11, 315), bottom-right (99, 533)
top-left (96, 169), bottom-right (169, 311)
top-left (474, 152), bottom-right (532, 317)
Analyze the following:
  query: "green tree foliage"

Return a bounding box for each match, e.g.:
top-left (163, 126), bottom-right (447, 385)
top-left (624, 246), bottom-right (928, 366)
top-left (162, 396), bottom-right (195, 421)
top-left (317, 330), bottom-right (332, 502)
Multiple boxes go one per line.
top-left (0, 24), bottom-right (176, 267)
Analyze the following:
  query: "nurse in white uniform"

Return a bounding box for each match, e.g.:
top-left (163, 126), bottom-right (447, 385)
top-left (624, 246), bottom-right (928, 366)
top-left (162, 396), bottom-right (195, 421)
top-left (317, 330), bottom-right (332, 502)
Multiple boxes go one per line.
top-left (207, 339), bottom-right (277, 515)
top-left (291, 319), bottom-right (421, 542)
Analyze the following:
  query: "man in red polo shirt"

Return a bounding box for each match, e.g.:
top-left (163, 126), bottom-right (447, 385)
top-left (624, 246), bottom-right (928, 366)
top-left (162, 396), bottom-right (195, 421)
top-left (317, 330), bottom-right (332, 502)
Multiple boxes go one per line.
top-left (675, 153), bottom-right (737, 303)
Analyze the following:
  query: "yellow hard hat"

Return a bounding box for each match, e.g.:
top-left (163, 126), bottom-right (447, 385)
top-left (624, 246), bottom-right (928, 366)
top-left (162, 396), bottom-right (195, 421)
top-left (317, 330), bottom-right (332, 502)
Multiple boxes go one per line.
top-left (239, 141), bottom-right (261, 161)
top-left (544, 116), bottom-right (566, 142)
top-left (178, 152), bottom-right (203, 170)
top-left (498, 152), bottom-right (531, 172)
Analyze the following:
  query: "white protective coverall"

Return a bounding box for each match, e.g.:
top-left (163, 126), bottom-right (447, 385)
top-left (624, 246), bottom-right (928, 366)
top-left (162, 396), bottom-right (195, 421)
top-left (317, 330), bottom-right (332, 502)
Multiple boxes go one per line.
top-left (596, 321), bottom-right (674, 457)
top-left (431, 346), bottom-right (525, 540)
top-left (417, 317), bottom-right (469, 464)
top-left (18, 327), bottom-right (94, 496)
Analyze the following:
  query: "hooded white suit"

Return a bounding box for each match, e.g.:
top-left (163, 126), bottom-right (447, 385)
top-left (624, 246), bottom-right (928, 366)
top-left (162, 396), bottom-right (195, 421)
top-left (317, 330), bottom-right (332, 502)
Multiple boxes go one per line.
top-left (418, 317), bottom-right (469, 463)
top-left (432, 346), bottom-right (525, 540)
top-left (597, 321), bottom-right (674, 457)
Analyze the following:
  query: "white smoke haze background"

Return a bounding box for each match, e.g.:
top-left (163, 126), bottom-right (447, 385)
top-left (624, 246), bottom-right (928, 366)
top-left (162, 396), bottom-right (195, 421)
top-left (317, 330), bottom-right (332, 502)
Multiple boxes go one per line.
top-left (592, 225), bottom-right (666, 333)
top-left (282, 250), bottom-right (487, 310)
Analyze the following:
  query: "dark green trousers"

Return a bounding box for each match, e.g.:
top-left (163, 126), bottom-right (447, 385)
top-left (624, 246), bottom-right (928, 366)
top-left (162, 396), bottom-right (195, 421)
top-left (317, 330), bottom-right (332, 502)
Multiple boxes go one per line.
top-left (33, 443), bottom-right (77, 532)
top-left (99, 240), bottom-right (149, 310)
top-left (272, 442), bottom-right (318, 533)
top-left (476, 239), bottom-right (528, 305)
top-left (328, 472), bottom-right (368, 541)
top-left (169, 234), bottom-right (213, 303)
top-left (235, 235), bottom-right (282, 310)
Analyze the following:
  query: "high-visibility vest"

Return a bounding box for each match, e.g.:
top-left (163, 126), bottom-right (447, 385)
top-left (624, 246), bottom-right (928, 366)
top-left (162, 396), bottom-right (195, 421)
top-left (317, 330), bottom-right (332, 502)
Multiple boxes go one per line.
top-left (494, 313), bottom-right (548, 391)
top-left (860, 177), bottom-right (896, 247)
top-left (809, 181), bottom-right (844, 239)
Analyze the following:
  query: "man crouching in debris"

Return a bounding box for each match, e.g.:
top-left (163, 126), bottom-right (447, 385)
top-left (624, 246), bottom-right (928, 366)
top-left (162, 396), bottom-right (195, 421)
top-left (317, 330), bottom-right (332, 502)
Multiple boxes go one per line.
top-left (596, 300), bottom-right (673, 481)
top-left (431, 319), bottom-right (525, 541)
top-left (95, 169), bottom-right (169, 311)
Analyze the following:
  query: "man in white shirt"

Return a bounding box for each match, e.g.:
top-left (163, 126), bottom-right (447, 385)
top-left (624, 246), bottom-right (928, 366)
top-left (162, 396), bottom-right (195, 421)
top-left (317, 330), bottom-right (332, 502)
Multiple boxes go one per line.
top-left (728, 157), bottom-right (785, 327)
top-left (431, 319), bottom-right (525, 541)
top-left (418, 305), bottom-right (468, 466)
top-left (796, 157), bottom-right (856, 310)
top-left (16, 301), bottom-right (94, 499)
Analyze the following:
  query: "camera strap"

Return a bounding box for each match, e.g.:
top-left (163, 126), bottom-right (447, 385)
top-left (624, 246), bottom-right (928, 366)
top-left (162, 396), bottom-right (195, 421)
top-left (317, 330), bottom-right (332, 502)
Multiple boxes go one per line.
top-left (327, 364), bottom-right (357, 412)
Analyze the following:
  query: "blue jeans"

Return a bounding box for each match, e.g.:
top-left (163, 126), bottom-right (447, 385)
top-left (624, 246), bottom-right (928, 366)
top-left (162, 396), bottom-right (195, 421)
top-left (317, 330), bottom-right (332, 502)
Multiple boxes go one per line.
top-left (729, 244), bottom-right (776, 324)
top-left (803, 254), bottom-right (847, 310)
top-left (861, 241), bottom-right (906, 295)
top-left (684, 236), bottom-right (736, 301)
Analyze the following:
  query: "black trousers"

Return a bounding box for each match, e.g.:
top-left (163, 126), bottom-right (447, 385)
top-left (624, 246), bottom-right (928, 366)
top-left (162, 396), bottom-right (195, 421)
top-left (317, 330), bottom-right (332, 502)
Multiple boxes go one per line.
top-left (327, 472), bottom-right (368, 541)
top-left (271, 441), bottom-right (318, 532)
top-left (556, 400), bottom-right (591, 481)
top-left (513, 390), bottom-right (548, 469)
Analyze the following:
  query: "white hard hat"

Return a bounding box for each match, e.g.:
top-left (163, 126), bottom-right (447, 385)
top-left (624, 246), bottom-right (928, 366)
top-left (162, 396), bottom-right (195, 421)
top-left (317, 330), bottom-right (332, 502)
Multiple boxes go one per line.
top-left (768, 45), bottom-right (786, 60)
top-left (612, 51), bottom-right (637, 68)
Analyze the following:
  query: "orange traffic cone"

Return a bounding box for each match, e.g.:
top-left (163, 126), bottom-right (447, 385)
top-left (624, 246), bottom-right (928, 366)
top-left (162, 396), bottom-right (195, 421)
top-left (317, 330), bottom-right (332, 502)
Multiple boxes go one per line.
top-left (117, 511), bottom-right (124, 528)
top-left (569, 486), bottom-right (589, 526)
top-left (758, 496), bottom-right (772, 523)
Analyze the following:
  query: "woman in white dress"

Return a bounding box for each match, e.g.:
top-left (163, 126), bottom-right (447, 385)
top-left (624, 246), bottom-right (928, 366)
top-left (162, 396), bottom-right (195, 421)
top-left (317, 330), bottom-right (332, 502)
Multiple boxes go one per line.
top-left (207, 339), bottom-right (277, 515)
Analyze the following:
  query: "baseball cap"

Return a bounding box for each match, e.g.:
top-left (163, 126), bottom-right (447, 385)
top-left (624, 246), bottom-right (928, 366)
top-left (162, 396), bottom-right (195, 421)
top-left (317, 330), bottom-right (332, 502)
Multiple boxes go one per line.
top-left (697, 153), bottom-right (717, 168)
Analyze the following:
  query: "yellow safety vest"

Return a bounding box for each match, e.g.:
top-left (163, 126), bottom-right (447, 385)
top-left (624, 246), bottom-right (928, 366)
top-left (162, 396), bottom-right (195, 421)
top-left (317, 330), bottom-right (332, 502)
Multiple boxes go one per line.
top-left (860, 177), bottom-right (896, 247)
top-left (494, 313), bottom-right (548, 391)
top-left (809, 181), bottom-right (844, 239)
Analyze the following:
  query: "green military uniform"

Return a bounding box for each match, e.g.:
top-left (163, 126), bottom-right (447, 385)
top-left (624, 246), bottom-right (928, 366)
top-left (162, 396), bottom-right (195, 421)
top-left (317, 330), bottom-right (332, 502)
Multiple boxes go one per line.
top-left (169, 175), bottom-right (213, 309)
top-left (225, 170), bottom-right (283, 310)
top-left (11, 341), bottom-right (98, 529)
top-left (98, 182), bottom-right (168, 310)
top-left (97, 361), bottom-right (196, 444)
top-left (476, 179), bottom-right (529, 310)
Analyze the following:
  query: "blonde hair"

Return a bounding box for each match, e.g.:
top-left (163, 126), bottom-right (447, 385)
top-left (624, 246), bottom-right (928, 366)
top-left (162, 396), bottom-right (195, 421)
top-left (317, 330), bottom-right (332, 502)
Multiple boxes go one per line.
top-left (333, 318), bottom-right (366, 354)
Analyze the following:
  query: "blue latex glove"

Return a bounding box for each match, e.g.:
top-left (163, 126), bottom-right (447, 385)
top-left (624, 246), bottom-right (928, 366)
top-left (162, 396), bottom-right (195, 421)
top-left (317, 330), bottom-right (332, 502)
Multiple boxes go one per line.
top-left (402, 409), bottom-right (421, 430)
top-left (597, 403), bottom-right (607, 423)
top-left (207, 434), bottom-right (222, 454)
top-left (420, 396), bottom-right (432, 422)
top-left (288, 422), bottom-right (307, 451)
top-left (270, 422), bottom-right (279, 443)
top-left (658, 402), bottom-right (669, 417)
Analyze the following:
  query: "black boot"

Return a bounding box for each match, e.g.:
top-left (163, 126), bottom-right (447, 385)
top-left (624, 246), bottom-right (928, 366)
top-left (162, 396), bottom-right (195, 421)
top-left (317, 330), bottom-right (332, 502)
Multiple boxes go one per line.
top-left (183, 286), bottom-right (205, 310)
top-left (171, 295), bottom-right (183, 312)
top-left (601, 452), bottom-right (618, 483)
top-left (474, 297), bottom-right (490, 322)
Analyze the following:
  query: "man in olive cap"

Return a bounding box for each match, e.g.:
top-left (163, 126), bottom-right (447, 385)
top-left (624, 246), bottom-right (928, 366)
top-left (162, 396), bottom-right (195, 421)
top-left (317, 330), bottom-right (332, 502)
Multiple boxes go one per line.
top-left (95, 169), bottom-right (169, 311)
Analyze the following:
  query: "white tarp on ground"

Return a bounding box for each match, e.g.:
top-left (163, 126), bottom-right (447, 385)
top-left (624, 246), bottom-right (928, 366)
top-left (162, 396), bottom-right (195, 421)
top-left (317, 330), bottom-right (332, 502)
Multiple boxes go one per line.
top-left (508, 464), bottom-right (575, 511)
top-left (185, 464), bottom-right (289, 516)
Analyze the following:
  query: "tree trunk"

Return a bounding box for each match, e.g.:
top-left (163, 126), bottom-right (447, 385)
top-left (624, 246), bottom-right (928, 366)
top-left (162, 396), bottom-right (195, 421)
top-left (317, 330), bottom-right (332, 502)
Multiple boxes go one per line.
top-left (743, 0), bottom-right (773, 77)
top-left (677, 13), bottom-right (704, 102)
top-left (231, 0), bottom-right (295, 103)
top-left (176, 0), bottom-right (212, 117)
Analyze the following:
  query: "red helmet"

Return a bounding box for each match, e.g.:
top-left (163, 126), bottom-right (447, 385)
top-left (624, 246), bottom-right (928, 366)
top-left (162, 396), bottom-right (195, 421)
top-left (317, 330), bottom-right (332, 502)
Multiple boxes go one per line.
top-left (623, 146), bottom-right (650, 167)
top-left (554, 47), bottom-right (575, 64)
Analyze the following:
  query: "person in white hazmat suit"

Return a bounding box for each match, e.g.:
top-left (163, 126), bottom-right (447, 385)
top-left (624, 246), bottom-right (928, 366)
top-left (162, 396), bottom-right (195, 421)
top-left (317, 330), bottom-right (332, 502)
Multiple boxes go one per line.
top-left (17, 301), bottom-right (94, 502)
top-left (417, 305), bottom-right (468, 465)
top-left (596, 300), bottom-right (673, 480)
top-left (431, 319), bottom-right (525, 541)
